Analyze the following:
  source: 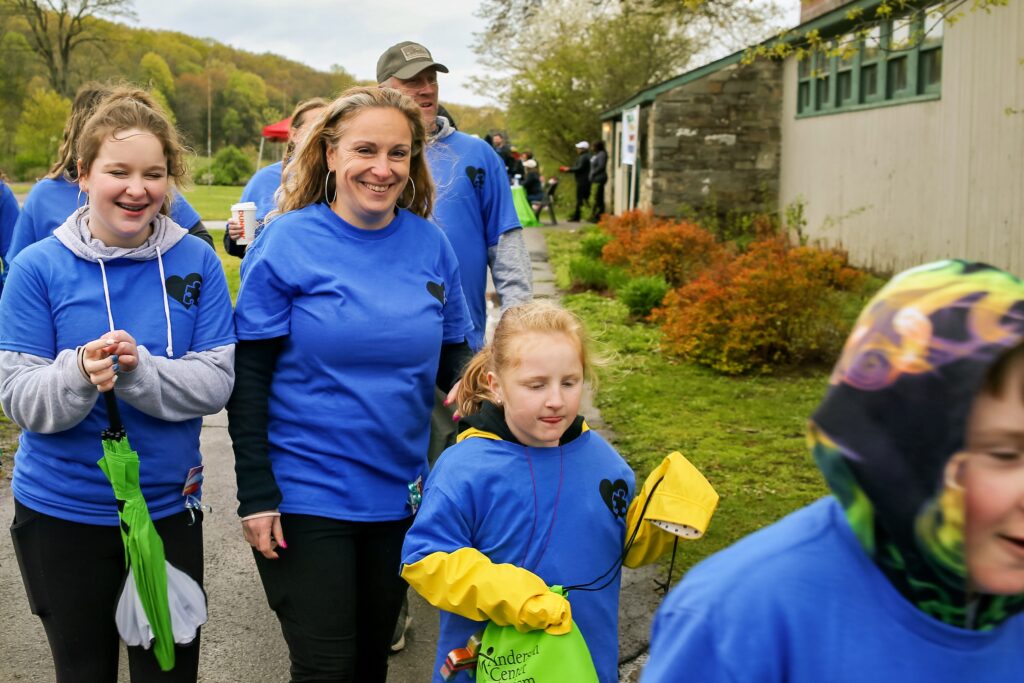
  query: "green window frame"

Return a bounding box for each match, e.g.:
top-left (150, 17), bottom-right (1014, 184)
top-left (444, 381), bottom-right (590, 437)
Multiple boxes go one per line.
top-left (796, 5), bottom-right (943, 117)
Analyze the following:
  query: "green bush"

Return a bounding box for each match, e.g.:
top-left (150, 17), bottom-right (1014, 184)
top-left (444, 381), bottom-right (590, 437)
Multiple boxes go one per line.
top-left (618, 275), bottom-right (670, 318)
top-left (579, 229), bottom-right (612, 260)
top-left (209, 145), bottom-right (253, 186)
top-left (568, 256), bottom-right (628, 292)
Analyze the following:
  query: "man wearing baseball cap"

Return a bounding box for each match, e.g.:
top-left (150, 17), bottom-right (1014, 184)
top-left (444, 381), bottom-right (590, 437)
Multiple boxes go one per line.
top-left (377, 40), bottom-right (533, 651)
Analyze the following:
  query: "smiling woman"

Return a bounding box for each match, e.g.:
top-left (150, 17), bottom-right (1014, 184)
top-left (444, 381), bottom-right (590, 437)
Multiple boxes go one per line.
top-left (227, 86), bottom-right (473, 682)
top-left (0, 86), bottom-right (236, 682)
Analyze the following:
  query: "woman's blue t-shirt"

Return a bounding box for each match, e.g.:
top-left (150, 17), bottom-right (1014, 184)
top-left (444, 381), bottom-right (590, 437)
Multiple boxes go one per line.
top-left (234, 203), bottom-right (472, 521)
top-left (240, 161), bottom-right (283, 224)
top-left (0, 234), bottom-right (236, 525)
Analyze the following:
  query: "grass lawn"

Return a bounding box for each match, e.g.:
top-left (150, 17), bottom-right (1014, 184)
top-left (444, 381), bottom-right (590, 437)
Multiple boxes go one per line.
top-left (545, 228), bottom-right (834, 576)
top-left (209, 228), bottom-right (241, 302)
top-left (180, 184), bottom-right (244, 221)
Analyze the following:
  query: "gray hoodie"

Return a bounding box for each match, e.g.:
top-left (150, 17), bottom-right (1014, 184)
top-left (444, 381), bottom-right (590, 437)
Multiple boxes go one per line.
top-left (0, 207), bottom-right (234, 434)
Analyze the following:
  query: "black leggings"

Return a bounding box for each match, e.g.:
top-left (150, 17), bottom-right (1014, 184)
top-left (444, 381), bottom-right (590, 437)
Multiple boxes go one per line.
top-left (253, 514), bottom-right (412, 683)
top-left (10, 500), bottom-right (204, 683)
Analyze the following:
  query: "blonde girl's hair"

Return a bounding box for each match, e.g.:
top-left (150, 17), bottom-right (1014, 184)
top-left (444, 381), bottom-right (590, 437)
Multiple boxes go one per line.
top-left (76, 86), bottom-right (191, 215)
top-left (455, 301), bottom-right (599, 417)
top-left (275, 86), bottom-right (434, 220)
top-left (283, 96), bottom-right (331, 167)
top-left (46, 82), bottom-right (114, 181)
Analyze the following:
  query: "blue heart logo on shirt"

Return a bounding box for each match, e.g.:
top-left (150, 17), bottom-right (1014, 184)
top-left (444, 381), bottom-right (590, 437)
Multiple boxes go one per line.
top-left (600, 479), bottom-right (629, 519)
top-left (466, 166), bottom-right (486, 190)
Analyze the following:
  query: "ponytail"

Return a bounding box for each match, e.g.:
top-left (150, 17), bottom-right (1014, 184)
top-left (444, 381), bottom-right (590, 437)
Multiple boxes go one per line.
top-left (455, 346), bottom-right (495, 417)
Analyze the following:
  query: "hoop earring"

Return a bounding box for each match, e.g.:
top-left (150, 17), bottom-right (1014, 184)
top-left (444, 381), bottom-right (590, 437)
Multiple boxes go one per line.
top-left (396, 177), bottom-right (416, 211)
top-left (324, 169), bottom-right (337, 204)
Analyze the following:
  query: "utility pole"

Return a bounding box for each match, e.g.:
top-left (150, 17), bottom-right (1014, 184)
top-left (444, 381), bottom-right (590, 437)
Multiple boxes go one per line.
top-left (206, 68), bottom-right (212, 186)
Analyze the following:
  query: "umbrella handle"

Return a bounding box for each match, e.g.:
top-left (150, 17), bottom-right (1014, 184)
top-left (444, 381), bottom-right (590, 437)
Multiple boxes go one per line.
top-left (105, 387), bottom-right (124, 433)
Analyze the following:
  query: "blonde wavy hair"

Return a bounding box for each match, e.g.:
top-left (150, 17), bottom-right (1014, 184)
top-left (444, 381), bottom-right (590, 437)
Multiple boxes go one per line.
top-left (276, 86), bottom-right (433, 220)
top-left (283, 96), bottom-right (330, 168)
top-left (455, 301), bottom-right (600, 417)
top-left (47, 82), bottom-right (114, 181)
top-left (76, 86), bottom-right (190, 215)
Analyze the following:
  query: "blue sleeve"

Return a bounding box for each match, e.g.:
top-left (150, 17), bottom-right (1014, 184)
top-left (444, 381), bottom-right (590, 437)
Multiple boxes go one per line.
top-left (191, 245), bottom-right (237, 351)
top-left (640, 595), bottom-right (748, 683)
top-left (168, 190), bottom-right (202, 229)
top-left (6, 191), bottom-right (43, 271)
top-left (479, 144), bottom-right (521, 247)
top-left (233, 228), bottom-right (295, 340)
top-left (439, 232), bottom-right (472, 344)
top-left (401, 461), bottom-right (474, 565)
top-left (0, 183), bottom-right (19, 267)
top-left (0, 256), bottom-right (56, 358)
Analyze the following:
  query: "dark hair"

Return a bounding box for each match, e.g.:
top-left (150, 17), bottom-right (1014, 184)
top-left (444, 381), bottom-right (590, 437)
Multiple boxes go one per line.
top-left (981, 343), bottom-right (1024, 397)
top-left (593, 140), bottom-right (606, 153)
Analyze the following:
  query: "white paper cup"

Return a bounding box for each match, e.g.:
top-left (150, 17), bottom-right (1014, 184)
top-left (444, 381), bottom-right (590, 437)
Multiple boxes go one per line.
top-left (231, 202), bottom-right (257, 245)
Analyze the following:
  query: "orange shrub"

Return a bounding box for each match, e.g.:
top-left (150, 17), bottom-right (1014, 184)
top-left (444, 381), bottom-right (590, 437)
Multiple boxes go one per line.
top-left (655, 238), bottom-right (852, 374)
top-left (598, 210), bottom-right (726, 287)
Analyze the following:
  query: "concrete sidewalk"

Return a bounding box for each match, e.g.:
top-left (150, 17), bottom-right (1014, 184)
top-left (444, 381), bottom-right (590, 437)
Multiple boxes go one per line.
top-left (0, 226), bottom-right (661, 682)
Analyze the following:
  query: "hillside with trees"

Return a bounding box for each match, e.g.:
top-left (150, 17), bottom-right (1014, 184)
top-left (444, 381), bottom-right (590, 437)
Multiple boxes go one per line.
top-left (0, 0), bottom-right (363, 179)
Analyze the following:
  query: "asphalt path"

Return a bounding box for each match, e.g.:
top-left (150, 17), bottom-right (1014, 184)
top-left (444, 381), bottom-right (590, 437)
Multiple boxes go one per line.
top-left (0, 226), bottom-right (660, 682)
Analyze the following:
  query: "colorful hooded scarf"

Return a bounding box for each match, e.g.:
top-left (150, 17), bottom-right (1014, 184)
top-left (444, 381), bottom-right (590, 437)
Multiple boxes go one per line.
top-left (810, 260), bottom-right (1024, 630)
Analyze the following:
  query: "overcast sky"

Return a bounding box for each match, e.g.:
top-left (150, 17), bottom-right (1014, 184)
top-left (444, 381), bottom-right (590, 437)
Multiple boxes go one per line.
top-left (129, 0), bottom-right (493, 106)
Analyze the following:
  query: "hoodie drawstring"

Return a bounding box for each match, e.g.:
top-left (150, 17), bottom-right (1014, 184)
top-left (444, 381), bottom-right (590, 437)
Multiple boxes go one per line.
top-left (155, 246), bottom-right (174, 357)
top-left (97, 251), bottom-right (175, 358)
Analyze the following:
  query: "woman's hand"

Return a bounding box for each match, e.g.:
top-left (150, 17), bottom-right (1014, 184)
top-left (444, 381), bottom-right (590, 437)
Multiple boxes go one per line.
top-left (242, 514), bottom-right (287, 560)
top-left (227, 217), bottom-right (243, 241)
top-left (80, 330), bottom-right (139, 392)
top-left (445, 380), bottom-right (462, 421)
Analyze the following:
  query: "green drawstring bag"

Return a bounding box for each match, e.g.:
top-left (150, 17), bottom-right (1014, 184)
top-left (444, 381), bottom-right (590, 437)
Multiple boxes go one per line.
top-left (475, 586), bottom-right (599, 683)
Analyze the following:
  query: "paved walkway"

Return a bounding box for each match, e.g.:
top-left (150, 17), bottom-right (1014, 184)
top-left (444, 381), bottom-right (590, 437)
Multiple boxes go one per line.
top-left (0, 225), bottom-right (659, 682)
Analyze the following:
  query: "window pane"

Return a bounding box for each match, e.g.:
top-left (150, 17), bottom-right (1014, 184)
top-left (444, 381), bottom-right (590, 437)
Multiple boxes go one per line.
top-left (891, 17), bottom-right (912, 50)
top-left (837, 70), bottom-right (853, 104)
top-left (798, 82), bottom-right (811, 113)
top-left (863, 25), bottom-right (881, 61)
top-left (923, 6), bottom-right (944, 46)
top-left (798, 56), bottom-right (811, 78)
top-left (861, 64), bottom-right (878, 98)
top-left (920, 48), bottom-right (942, 90)
top-left (817, 75), bottom-right (830, 108)
top-left (887, 56), bottom-right (908, 96)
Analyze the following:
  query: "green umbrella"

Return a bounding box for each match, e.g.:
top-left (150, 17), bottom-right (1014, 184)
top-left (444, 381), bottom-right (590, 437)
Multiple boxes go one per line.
top-left (97, 389), bottom-right (176, 672)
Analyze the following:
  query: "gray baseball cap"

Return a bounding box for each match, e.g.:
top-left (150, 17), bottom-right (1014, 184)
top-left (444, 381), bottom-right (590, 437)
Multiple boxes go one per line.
top-left (376, 41), bottom-right (450, 83)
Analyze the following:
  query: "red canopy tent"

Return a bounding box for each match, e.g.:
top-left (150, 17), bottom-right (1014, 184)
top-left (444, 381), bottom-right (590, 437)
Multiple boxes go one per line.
top-left (255, 116), bottom-right (292, 170)
top-left (262, 117), bottom-right (292, 141)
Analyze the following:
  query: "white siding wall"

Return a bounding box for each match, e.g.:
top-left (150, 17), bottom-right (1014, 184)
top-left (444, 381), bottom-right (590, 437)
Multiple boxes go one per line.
top-left (779, 4), bottom-right (1024, 274)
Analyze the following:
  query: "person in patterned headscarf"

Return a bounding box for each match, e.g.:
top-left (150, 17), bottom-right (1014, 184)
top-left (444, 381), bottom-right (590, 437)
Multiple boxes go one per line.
top-left (642, 260), bottom-right (1024, 683)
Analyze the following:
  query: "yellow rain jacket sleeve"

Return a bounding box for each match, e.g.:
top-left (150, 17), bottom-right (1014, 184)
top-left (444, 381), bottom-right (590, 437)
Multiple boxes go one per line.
top-left (623, 451), bottom-right (719, 567)
top-left (402, 547), bottom-right (572, 634)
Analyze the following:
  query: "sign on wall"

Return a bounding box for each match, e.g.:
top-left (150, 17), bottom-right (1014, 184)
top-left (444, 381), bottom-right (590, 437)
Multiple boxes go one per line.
top-left (621, 106), bottom-right (640, 166)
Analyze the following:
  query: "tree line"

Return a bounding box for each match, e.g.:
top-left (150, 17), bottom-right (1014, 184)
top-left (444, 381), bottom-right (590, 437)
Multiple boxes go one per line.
top-left (0, 0), bottom-right (362, 179)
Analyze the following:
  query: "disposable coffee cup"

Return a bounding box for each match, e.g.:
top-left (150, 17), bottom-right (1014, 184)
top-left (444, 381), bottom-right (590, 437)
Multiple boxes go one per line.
top-left (231, 202), bottom-right (257, 245)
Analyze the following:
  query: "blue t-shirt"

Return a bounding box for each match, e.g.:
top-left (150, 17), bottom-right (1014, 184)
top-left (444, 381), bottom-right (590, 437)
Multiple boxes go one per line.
top-left (0, 234), bottom-right (236, 525)
top-left (641, 497), bottom-right (1024, 683)
top-left (0, 181), bottom-right (19, 292)
top-left (428, 131), bottom-right (521, 350)
top-left (240, 161), bottom-right (283, 224)
top-left (6, 177), bottom-right (203, 269)
top-left (402, 430), bottom-right (635, 683)
top-left (234, 203), bottom-right (472, 521)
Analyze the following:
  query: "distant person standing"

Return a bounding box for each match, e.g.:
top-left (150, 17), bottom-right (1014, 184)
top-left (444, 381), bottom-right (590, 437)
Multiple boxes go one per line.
top-left (589, 140), bottom-right (608, 222)
top-left (562, 140), bottom-right (591, 222)
top-left (491, 133), bottom-right (514, 181)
